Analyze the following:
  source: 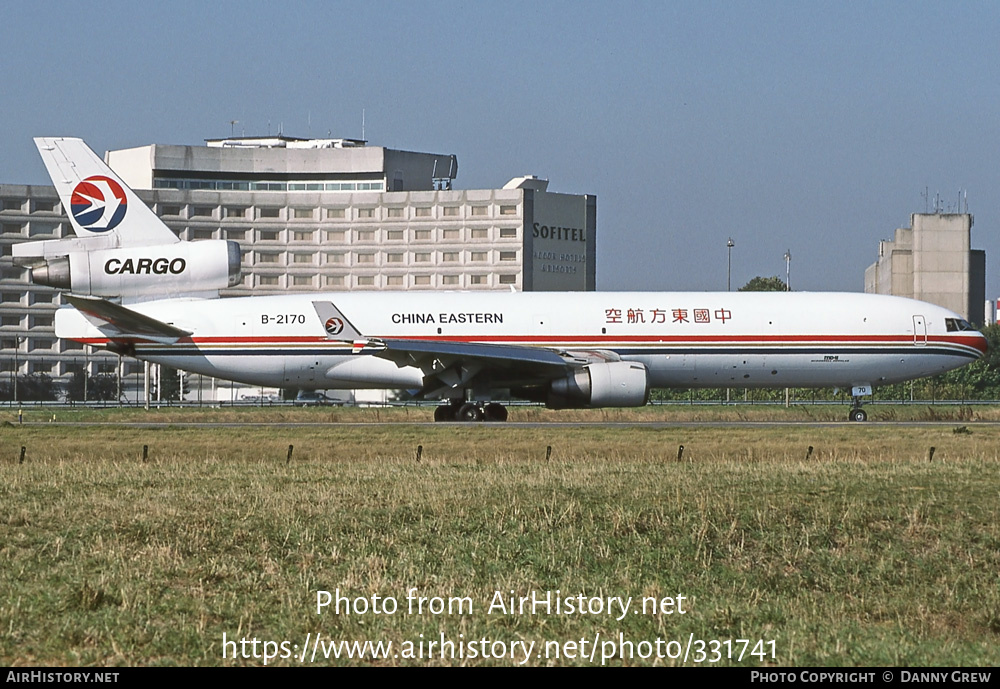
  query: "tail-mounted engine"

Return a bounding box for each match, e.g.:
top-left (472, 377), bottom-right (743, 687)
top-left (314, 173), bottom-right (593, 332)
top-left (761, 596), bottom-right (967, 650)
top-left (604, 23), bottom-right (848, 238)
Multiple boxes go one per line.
top-left (27, 239), bottom-right (241, 299)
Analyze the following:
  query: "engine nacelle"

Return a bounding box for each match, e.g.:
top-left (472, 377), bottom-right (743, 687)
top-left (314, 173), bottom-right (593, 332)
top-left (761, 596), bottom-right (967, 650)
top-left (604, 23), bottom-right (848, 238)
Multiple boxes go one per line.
top-left (29, 240), bottom-right (241, 298)
top-left (547, 361), bottom-right (650, 409)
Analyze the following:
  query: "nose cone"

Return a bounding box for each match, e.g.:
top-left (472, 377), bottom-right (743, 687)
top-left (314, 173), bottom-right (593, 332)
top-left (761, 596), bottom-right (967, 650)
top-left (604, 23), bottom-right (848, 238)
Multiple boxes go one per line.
top-left (974, 331), bottom-right (989, 358)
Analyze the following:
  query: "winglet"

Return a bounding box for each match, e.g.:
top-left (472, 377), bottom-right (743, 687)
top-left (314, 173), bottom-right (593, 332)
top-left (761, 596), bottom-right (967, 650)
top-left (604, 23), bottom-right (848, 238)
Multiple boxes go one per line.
top-left (312, 301), bottom-right (364, 339)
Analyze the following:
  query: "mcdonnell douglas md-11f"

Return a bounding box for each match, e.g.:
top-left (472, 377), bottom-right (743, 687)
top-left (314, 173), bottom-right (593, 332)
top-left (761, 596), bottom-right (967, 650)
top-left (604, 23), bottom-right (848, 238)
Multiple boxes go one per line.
top-left (14, 138), bottom-right (988, 422)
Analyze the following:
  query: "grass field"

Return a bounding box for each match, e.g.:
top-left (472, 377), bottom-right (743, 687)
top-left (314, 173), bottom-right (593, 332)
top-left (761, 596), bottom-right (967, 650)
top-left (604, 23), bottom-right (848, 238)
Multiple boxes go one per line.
top-left (2, 416), bottom-right (1000, 666)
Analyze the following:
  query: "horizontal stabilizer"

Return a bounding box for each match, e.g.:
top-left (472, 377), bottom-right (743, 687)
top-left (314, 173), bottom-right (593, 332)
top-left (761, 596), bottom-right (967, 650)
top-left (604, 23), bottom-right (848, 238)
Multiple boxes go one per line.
top-left (65, 295), bottom-right (191, 343)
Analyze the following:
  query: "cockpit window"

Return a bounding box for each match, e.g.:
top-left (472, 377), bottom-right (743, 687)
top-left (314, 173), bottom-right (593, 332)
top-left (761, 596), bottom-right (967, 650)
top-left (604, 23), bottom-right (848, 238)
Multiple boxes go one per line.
top-left (946, 318), bottom-right (977, 332)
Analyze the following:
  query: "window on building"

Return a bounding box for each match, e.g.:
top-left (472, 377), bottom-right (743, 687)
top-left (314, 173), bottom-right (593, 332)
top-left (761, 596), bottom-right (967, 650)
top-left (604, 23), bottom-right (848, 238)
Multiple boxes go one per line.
top-left (499, 205), bottom-right (518, 216)
top-left (30, 315), bottom-right (54, 328)
top-left (326, 208), bottom-right (346, 219)
top-left (443, 206), bottom-right (459, 217)
top-left (293, 208), bottom-right (313, 220)
top-left (387, 207), bottom-right (404, 218)
top-left (356, 253), bottom-right (375, 264)
top-left (226, 229), bottom-right (247, 240)
top-left (471, 206), bottom-right (488, 217)
top-left (356, 230), bottom-right (375, 241)
top-left (357, 208), bottom-right (375, 219)
top-left (161, 205), bottom-right (182, 216)
top-left (258, 207), bottom-right (281, 219)
top-left (191, 206), bottom-right (215, 218)
top-left (32, 293), bottom-right (53, 304)
top-left (293, 230), bottom-right (315, 242)
top-left (29, 223), bottom-right (59, 237)
top-left (258, 275), bottom-right (280, 286)
top-left (2, 292), bottom-right (21, 303)
top-left (31, 338), bottom-right (54, 351)
top-left (500, 251), bottom-right (517, 261)
top-left (414, 253), bottom-right (431, 263)
top-left (441, 229), bottom-right (460, 240)
top-left (292, 253), bottom-right (314, 264)
top-left (499, 227), bottom-right (518, 238)
top-left (470, 228), bottom-right (488, 240)
top-left (256, 253), bottom-right (280, 264)
top-left (325, 230), bottom-right (346, 242)
top-left (258, 230), bottom-right (280, 241)
top-left (386, 253), bottom-right (404, 264)
top-left (2, 223), bottom-right (24, 235)
top-left (1, 315), bottom-right (21, 327)
top-left (442, 252), bottom-right (459, 262)
top-left (413, 229), bottom-right (432, 241)
top-left (442, 275), bottom-right (459, 286)
top-left (386, 230), bottom-right (404, 241)
top-left (325, 275), bottom-right (345, 287)
top-left (499, 275), bottom-right (517, 285)
top-left (357, 275), bottom-right (375, 287)
top-left (325, 253), bottom-right (345, 264)
top-left (2, 198), bottom-right (24, 211)
top-left (414, 207), bottom-right (432, 217)
top-left (413, 275), bottom-right (431, 286)
top-left (470, 252), bottom-right (488, 262)
top-left (292, 276), bottom-right (313, 287)
top-left (224, 207), bottom-right (247, 219)
top-left (386, 275), bottom-right (404, 287)
top-left (191, 229), bottom-right (215, 240)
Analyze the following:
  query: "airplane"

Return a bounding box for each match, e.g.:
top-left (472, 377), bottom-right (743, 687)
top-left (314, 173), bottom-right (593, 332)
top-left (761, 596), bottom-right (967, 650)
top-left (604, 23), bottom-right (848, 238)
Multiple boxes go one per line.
top-left (13, 137), bottom-right (988, 422)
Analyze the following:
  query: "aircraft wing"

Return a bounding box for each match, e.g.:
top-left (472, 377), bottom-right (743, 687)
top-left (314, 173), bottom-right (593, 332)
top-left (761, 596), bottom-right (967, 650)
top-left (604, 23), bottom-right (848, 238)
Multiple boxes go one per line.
top-left (65, 295), bottom-right (192, 344)
top-left (312, 300), bottom-right (608, 399)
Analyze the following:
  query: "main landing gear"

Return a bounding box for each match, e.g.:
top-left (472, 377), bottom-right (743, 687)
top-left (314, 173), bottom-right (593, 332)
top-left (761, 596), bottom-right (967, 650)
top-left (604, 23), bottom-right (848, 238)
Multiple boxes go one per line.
top-left (433, 400), bottom-right (509, 422)
top-left (848, 397), bottom-right (868, 423)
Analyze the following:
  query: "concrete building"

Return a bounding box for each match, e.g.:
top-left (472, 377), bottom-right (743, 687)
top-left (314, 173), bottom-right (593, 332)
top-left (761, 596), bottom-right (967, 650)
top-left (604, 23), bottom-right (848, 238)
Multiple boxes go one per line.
top-left (0, 135), bottom-right (596, 401)
top-left (864, 213), bottom-right (986, 325)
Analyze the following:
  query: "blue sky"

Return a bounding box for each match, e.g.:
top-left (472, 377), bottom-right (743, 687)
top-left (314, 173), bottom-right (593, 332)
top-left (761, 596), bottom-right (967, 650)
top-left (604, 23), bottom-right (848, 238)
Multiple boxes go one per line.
top-left (3, 1), bottom-right (998, 297)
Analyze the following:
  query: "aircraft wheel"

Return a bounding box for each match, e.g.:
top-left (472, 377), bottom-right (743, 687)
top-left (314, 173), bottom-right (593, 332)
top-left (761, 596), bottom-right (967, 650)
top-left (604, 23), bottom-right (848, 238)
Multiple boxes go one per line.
top-left (483, 402), bottom-right (509, 422)
top-left (849, 408), bottom-right (868, 423)
top-left (457, 402), bottom-right (485, 422)
top-left (433, 405), bottom-right (453, 422)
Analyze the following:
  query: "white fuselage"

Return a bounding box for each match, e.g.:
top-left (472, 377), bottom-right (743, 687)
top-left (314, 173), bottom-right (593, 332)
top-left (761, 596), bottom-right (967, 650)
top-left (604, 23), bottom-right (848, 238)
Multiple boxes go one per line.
top-left (56, 291), bottom-right (986, 395)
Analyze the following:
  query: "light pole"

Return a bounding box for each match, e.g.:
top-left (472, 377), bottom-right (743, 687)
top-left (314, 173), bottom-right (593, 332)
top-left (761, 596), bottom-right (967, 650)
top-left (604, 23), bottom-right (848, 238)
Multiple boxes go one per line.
top-left (784, 249), bottom-right (791, 291)
top-left (727, 238), bottom-right (735, 291)
top-left (13, 336), bottom-right (22, 404)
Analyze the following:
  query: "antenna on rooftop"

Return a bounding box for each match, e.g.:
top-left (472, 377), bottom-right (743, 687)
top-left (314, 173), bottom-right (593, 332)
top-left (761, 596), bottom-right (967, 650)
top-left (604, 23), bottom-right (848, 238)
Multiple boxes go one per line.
top-left (229, 120), bottom-right (239, 137)
top-left (362, 108), bottom-right (366, 141)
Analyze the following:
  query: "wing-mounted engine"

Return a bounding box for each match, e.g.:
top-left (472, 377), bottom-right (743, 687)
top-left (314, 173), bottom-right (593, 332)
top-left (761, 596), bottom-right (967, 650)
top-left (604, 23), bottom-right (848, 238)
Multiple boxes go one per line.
top-left (23, 239), bottom-right (241, 299)
top-left (547, 361), bottom-right (650, 409)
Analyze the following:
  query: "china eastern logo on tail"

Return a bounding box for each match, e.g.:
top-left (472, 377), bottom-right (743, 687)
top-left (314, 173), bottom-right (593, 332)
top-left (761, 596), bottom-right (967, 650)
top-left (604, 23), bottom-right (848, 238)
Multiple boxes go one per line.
top-left (70, 176), bottom-right (127, 232)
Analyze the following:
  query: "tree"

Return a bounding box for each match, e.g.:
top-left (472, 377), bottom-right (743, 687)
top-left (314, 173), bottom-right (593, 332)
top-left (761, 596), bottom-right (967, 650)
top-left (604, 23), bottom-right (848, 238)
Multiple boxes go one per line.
top-left (739, 275), bottom-right (788, 292)
top-left (13, 373), bottom-right (59, 402)
top-left (65, 371), bottom-right (119, 402)
top-left (158, 366), bottom-right (189, 401)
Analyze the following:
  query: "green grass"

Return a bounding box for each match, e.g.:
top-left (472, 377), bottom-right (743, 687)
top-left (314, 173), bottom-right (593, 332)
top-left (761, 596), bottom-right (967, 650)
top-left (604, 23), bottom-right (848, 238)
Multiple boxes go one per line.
top-left (5, 401), bottom-right (1000, 426)
top-left (2, 424), bottom-right (1000, 666)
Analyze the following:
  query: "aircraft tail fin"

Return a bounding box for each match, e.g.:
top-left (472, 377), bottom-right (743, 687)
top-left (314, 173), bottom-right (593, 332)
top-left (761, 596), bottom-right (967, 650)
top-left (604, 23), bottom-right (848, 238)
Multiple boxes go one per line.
top-left (34, 137), bottom-right (179, 247)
